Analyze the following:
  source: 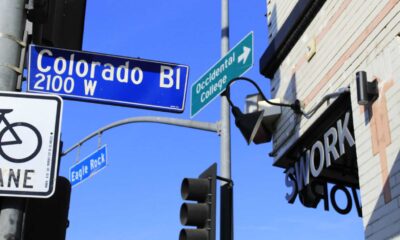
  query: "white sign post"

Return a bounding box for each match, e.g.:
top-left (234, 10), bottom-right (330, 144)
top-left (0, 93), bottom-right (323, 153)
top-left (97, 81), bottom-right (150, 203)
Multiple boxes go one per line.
top-left (0, 91), bottom-right (62, 198)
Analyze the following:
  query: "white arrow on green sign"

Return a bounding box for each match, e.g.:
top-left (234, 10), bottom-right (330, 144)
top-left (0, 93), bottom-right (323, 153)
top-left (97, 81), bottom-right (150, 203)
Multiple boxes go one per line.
top-left (190, 32), bottom-right (253, 117)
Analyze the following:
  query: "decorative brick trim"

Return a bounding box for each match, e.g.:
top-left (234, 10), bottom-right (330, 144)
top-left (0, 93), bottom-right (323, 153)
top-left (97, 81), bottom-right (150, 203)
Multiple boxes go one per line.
top-left (368, 79), bottom-right (394, 203)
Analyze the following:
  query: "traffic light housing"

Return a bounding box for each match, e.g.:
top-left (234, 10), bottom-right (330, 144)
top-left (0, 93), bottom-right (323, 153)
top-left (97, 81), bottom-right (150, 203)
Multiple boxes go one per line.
top-left (23, 177), bottom-right (72, 240)
top-left (28, 0), bottom-right (87, 50)
top-left (180, 163), bottom-right (217, 240)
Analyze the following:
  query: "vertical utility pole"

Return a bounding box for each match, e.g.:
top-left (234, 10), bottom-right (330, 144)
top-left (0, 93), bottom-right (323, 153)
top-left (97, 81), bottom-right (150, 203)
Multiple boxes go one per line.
top-left (220, 0), bottom-right (233, 240)
top-left (0, 0), bottom-right (26, 239)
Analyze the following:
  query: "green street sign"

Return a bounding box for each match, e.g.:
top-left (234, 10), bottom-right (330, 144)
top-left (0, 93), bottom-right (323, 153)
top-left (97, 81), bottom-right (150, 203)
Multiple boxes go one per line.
top-left (190, 32), bottom-right (254, 117)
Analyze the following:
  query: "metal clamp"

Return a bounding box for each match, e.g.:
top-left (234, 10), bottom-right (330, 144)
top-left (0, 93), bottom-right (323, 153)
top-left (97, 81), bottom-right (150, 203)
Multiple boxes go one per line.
top-left (97, 132), bottom-right (103, 148)
top-left (0, 31), bottom-right (29, 91)
top-left (0, 32), bottom-right (26, 47)
top-left (16, 31), bottom-right (29, 91)
top-left (0, 63), bottom-right (22, 74)
top-left (217, 176), bottom-right (234, 187)
top-left (76, 144), bottom-right (81, 163)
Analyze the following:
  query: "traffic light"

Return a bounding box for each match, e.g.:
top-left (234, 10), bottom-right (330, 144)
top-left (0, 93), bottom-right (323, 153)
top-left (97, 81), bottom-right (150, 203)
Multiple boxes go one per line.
top-left (23, 177), bottom-right (72, 240)
top-left (180, 163), bottom-right (217, 240)
top-left (28, 0), bottom-right (87, 50)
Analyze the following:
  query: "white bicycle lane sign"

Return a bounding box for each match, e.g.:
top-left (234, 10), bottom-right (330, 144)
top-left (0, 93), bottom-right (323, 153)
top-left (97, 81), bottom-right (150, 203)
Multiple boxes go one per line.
top-left (0, 91), bottom-right (62, 198)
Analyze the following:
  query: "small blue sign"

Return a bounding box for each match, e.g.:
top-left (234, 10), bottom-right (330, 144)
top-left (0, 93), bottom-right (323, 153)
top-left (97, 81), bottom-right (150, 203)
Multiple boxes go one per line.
top-left (69, 145), bottom-right (107, 187)
top-left (28, 45), bottom-right (189, 113)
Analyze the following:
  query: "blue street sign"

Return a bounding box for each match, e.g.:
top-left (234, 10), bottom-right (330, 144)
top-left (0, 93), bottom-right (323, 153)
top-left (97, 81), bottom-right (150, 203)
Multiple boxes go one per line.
top-left (69, 145), bottom-right (107, 187)
top-left (28, 45), bottom-right (189, 113)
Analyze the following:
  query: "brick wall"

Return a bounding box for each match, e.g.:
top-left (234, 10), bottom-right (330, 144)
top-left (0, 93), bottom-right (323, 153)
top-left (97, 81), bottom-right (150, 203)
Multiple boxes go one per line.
top-left (265, 0), bottom-right (400, 239)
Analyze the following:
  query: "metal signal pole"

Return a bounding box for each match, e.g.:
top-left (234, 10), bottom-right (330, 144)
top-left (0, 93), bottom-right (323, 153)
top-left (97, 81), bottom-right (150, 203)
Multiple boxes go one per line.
top-left (0, 0), bottom-right (27, 239)
top-left (220, 0), bottom-right (233, 239)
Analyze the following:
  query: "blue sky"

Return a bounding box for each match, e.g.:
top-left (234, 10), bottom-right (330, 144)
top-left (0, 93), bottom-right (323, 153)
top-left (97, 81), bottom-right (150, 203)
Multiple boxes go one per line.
top-left (55, 0), bottom-right (365, 239)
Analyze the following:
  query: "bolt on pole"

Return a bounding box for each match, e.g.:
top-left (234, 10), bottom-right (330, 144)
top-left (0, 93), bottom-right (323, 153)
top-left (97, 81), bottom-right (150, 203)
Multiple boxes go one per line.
top-left (0, 0), bottom-right (27, 239)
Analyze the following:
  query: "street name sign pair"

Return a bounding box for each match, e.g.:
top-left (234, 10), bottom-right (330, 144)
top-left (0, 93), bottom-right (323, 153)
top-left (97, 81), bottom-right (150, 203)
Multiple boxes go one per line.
top-left (28, 32), bottom-right (253, 116)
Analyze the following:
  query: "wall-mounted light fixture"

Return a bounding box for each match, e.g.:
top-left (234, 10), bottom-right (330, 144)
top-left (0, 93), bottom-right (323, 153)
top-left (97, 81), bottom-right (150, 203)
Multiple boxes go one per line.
top-left (245, 93), bottom-right (282, 135)
top-left (356, 71), bottom-right (379, 106)
top-left (223, 77), bottom-right (302, 145)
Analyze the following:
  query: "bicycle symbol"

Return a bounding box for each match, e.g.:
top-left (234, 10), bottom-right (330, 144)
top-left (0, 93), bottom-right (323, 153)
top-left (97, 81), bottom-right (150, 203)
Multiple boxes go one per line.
top-left (0, 109), bottom-right (42, 163)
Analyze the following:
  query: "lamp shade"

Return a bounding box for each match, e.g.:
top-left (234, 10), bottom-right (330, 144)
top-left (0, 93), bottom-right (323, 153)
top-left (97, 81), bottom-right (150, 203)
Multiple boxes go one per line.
top-left (232, 107), bottom-right (268, 144)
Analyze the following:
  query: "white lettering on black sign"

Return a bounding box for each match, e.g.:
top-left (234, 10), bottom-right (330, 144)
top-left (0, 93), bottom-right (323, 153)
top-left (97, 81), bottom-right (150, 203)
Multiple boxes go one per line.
top-left (283, 111), bottom-right (360, 216)
top-left (285, 112), bottom-right (355, 194)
